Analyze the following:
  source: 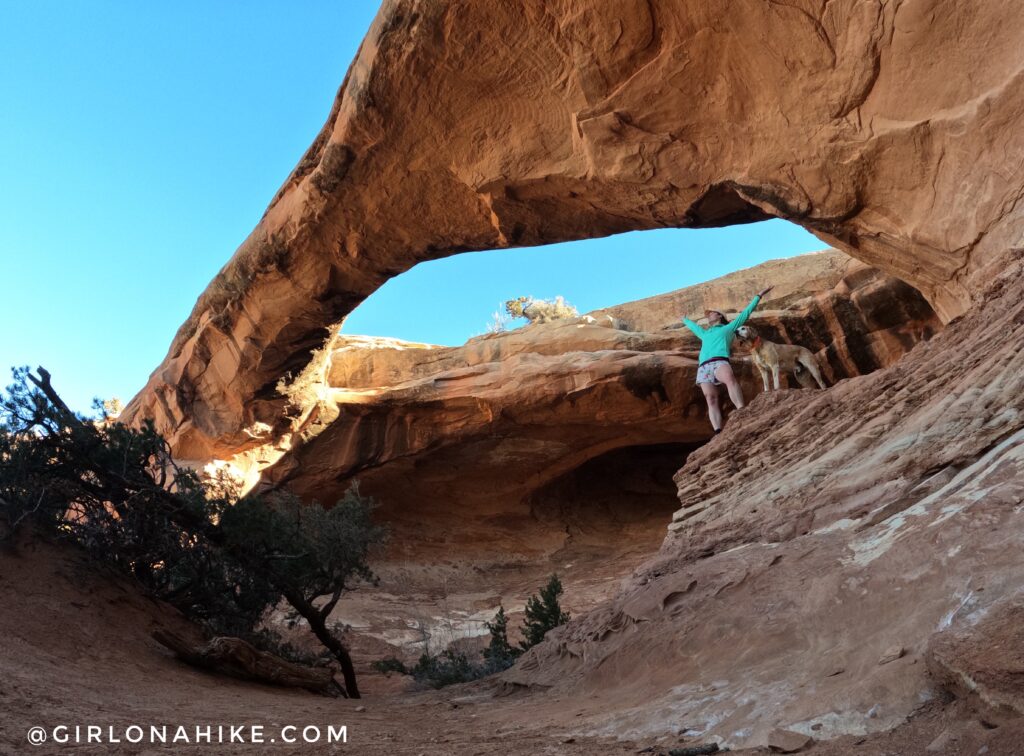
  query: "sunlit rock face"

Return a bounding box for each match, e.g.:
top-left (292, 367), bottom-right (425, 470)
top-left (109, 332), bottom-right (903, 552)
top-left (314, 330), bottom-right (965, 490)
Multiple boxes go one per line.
top-left (122, 0), bottom-right (1024, 460)
top-left (245, 250), bottom-right (941, 670)
top-left (249, 251), bottom-right (937, 558)
top-left (508, 249), bottom-right (1024, 749)
top-left (112, 2), bottom-right (1024, 747)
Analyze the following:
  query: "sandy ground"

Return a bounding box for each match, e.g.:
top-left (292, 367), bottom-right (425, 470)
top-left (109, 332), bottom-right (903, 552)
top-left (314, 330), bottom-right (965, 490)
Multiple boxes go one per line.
top-left (3, 537), bottom-right (1023, 756)
top-left (0, 536), bottom-right (652, 756)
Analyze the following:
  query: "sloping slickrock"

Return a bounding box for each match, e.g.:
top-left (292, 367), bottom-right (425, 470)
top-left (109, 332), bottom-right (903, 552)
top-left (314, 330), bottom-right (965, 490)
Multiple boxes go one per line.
top-left (502, 250), bottom-right (1024, 750)
top-left (927, 597), bottom-right (1024, 718)
top-left (122, 0), bottom-right (1024, 460)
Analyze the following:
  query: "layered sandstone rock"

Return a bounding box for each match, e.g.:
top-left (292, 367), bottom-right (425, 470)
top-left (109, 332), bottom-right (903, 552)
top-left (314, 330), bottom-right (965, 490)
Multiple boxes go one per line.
top-left (122, 0), bottom-right (1024, 461)
top-left (590, 249), bottom-right (856, 332)
top-left (222, 253), bottom-right (937, 665)
top-left (260, 323), bottom-right (704, 560)
top-left (247, 253), bottom-right (937, 558)
top-left (505, 249), bottom-right (1024, 750)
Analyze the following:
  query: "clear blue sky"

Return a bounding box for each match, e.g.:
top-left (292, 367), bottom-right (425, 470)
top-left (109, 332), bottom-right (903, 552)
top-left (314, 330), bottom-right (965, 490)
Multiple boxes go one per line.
top-left (344, 222), bottom-right (823, 343)
top-left (1, 2), bottom-right (824, 412)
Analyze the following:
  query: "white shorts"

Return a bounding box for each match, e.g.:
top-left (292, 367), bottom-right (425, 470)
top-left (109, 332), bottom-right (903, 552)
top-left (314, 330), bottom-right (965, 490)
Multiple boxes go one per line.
top-left (696, 359), bottom-right (729, 385)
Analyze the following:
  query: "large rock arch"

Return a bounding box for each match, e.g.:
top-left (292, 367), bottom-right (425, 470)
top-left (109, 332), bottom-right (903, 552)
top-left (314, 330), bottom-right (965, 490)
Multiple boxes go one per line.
top-left (123, 0), bottom-right (1024, 460)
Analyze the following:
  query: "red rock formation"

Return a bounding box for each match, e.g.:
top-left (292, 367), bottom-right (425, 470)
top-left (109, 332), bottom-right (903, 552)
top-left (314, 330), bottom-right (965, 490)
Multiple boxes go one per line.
top-left (106, 251), bottom-right (912, 669)
top-left (107, 3), bottom-right (1024, 747)
top-left (261, 324), bottom-right (704, 562)
top-left (505, 249), bottom-right (1024, 749)
top-left (208, 254), bottom-right (937, 671)
top-left (590, 250), bottom-right (856, 333)
top-left (250, 254), bottom-right (937, 558)
top-left (122, 0), bottom-right (1024, 461)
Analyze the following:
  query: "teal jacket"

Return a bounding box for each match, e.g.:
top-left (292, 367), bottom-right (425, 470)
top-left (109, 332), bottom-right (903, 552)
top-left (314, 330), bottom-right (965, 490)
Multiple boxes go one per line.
top-left (682, 295), bottom-right (761, 364)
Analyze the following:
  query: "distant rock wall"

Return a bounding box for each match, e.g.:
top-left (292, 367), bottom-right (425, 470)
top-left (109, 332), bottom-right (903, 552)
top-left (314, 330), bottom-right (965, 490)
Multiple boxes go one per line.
top-left (250, 253), bottom-right (939, 562)
top-left (588, 249), bottom-right (856, 332)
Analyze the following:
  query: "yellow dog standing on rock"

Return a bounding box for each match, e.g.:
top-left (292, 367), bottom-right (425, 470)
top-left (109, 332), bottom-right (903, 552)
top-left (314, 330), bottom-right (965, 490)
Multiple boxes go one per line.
top-left (682, 285), bottom-right (773, 433)
top-left (735, 324), bottom-right (828, 391)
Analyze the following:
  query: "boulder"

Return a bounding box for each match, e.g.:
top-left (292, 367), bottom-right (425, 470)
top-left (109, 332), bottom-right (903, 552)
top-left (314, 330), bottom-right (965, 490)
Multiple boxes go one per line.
top-left (766, 729), bottom-right (813, 753)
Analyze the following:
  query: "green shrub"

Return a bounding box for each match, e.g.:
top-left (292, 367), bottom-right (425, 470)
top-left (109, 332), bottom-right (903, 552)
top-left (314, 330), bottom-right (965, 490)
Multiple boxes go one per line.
top-left (371, 657), bottom-right (409, 675)
top-left (520, 574), bottom-right (570, 651)
top-left (483, 605), bottom-right (520, 671)
top-left (410, 649), bottom-right (480, 689)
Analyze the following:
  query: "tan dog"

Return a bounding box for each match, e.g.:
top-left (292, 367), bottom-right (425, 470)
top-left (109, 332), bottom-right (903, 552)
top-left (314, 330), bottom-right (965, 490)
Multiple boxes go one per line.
top-left (735, 325), bottom-right (827, 391)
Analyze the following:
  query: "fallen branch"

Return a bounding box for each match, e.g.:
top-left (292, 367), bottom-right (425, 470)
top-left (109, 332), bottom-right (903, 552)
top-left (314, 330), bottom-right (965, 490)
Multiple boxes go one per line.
top-left (152, 629), bottom-right (338, 696)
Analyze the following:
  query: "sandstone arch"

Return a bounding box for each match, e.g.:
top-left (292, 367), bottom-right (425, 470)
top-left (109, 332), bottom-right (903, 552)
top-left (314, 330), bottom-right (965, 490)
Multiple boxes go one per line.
top-left (252, 254), bottom-right (937, 535)
top-left (124, 0), bottom-right (1024, 461)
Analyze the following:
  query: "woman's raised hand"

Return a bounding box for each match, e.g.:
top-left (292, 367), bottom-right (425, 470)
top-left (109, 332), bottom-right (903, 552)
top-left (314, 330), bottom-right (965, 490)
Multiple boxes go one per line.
top-left (757, 285), bottom-right (774, 298)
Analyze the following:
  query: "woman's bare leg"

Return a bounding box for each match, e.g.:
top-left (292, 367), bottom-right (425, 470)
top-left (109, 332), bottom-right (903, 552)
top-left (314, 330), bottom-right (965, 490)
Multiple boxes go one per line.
top-left (715, 362), bottom-right (746, 409)
top-left (700, 382), bottom-right (723, 431)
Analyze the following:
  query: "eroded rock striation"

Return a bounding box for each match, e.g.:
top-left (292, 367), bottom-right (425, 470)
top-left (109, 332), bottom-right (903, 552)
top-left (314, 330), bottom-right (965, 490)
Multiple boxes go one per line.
top-left (123, 0), bottom-right (1024, 461)
top-left (506, 249), bottom-right (1024, 749)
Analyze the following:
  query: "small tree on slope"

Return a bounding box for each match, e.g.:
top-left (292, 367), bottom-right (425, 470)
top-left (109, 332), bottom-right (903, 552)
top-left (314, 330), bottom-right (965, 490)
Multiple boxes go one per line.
top-left (519, 574), bottom-right (570, 652)
top-left (0, 366), bottom-right (384, 698)
top-left (482, 605), bottom-right (520, 671)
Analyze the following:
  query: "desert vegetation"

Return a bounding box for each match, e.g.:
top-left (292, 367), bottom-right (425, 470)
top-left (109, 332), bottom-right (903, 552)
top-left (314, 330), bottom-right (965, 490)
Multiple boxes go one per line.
top-left (0, 366), bottom-right (384, 698)
top-left (375, 574), bottom-right (570, 689)
top-left (504, 295), bottom-right (579, 324)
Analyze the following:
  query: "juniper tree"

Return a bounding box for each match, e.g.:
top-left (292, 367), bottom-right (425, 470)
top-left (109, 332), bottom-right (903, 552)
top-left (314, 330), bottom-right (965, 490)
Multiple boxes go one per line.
top-left (520, 574), bottom-right (570, 651)
top-left (0, 366), bottom-right (384, 697)
top-left (482, 605), bottom-right (519, 671)
top-left (218, 486), bottom-right (384, 696)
